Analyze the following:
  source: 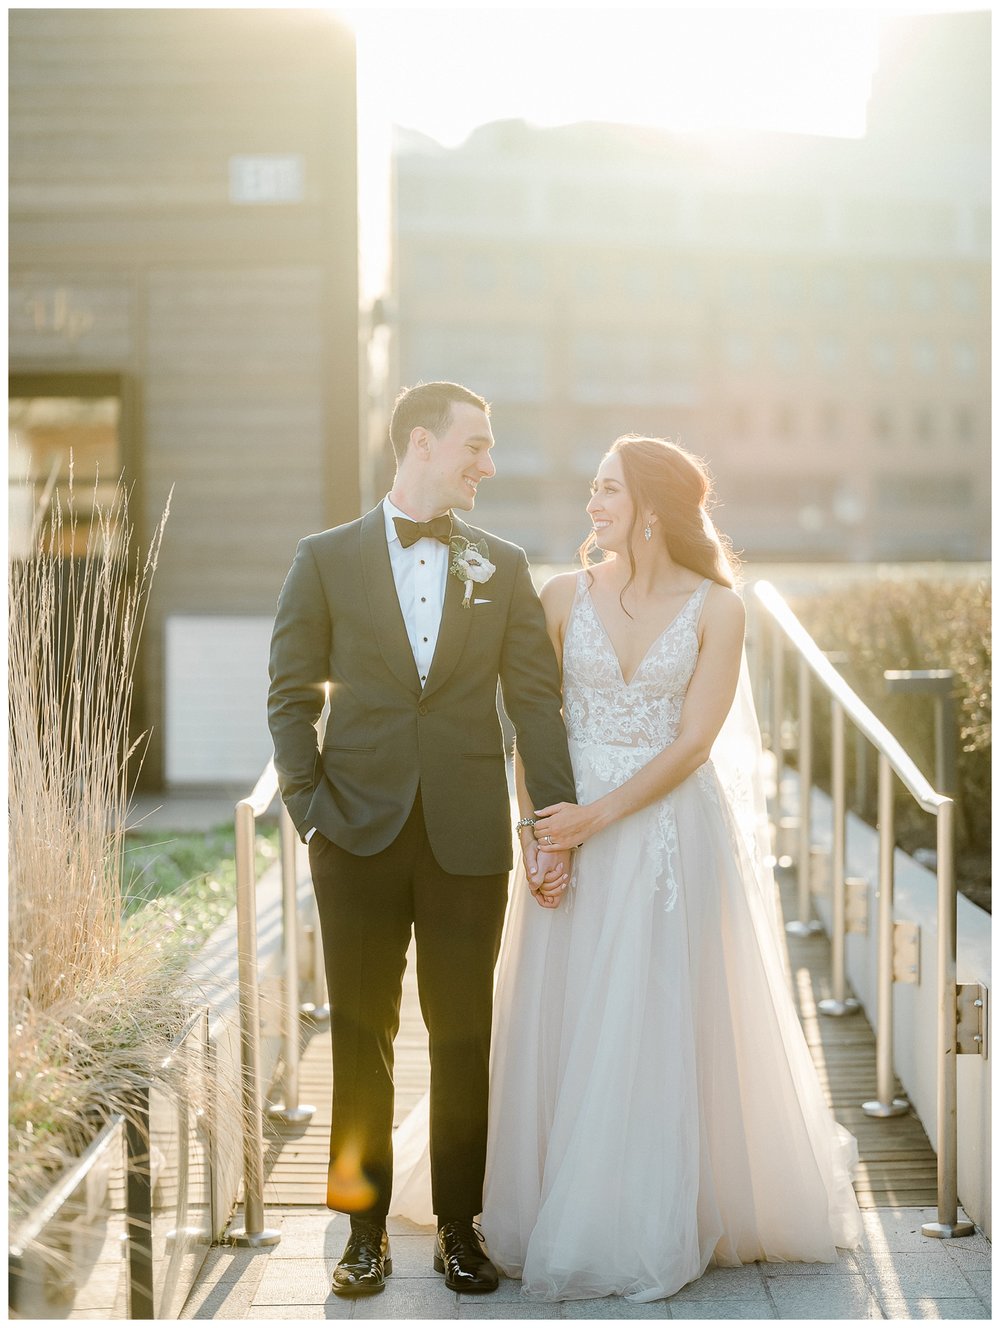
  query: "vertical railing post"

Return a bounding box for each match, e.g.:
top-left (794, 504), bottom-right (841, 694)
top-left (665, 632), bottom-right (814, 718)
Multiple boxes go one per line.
top-left (787, 657), bottom-right (822, 937)
top-left (819, 701), bottom-right (860, 1017)
top-left (922, 799), bottom-right (974, 1238)
top-left (306, 902), bottom-right (331, 1024)
top-left (267, 805), bottom-right (316, 1124)
top-left (228, 800), bottom-right (280, 1247)
top-left (863, 755), bottom-right (909, 1117)
top-left (770, 618), bottom-right (785, 807)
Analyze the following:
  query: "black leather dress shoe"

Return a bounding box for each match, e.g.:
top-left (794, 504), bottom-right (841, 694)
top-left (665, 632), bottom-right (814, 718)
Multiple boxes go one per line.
top-left (434, 1220), bottom-right (499, 1293)
top-left (331, 1222), bottom-right (391, 1296)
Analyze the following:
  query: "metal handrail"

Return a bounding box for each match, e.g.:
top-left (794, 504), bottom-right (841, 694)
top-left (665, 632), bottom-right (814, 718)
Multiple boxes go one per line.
top-left (754, 582), bottom-right (946, 814)
top-left (227, 758), bottom-right (317, 1246)
top-left (751, 579), bottom-right (974, 1241)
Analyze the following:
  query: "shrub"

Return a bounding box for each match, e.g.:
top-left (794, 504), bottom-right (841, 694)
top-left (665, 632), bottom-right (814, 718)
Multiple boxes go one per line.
top-left (791, 576), bottom-right (990, 911)
top-left (7, 478), bottom-right (189, 1220)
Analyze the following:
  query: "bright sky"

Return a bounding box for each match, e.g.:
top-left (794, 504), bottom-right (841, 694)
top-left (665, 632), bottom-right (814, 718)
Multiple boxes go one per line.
top-left (346, 5), bottom-right (891, 144)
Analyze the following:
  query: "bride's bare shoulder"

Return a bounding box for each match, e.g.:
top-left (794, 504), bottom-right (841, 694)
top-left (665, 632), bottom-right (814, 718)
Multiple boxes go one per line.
top-left (539, 569), bottom-right (579, 609)
top-left (703, 582), bottom-right (746, 631)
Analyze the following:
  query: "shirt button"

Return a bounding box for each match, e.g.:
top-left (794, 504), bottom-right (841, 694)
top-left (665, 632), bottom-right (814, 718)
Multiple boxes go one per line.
top-left (420, 596), bottom-right (426, 603)
top-left (421, 674), bottom-right (427, 682)
top-left (422, 636), bottom-right (428, 642)
top-left (419, 559), bottom-right (425, 565)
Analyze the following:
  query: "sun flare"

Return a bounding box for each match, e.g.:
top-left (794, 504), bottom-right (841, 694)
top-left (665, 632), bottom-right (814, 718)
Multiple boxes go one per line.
top-left (345, 6), bottom-right (885, 146)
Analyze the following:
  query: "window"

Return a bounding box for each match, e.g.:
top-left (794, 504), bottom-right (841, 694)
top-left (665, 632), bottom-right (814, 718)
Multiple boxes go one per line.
top-left (570, 332), bottom-right (695, 405)
top-left (868, 272), bottom-right (896, 309)
top-left (954, 406), bottom-right (975, 444)
top-left (817, 335), bottom-right (846, 373)
top-left (952, 276), bottom-right (978, 313)
top-left (516, 256), bottom-right (545, 296)
top-left (410, 249), bottom-right (447, 293)
top-left (952, 341), bottom-right (978, 377)
top-left (724, 332), bottom-right (753, 371)
top-left (730, 404), bottom-right (751, 438)
top-left (405, 329), bottom-right (546, 402)
top-left (876, 474), bottom-right (972, 511)
top-left (772, 267), bottom-right (803, 306)
top-left (773, 333), bottom-right (799, 373)
top-left (912, 339), bottom-right (937, 375)
top-left (9, 374), bottom-right (125, 558)
top-left (671, 264), bottom-right (699, 300)
top-left (464, 255), bottom-right (497, 293)
top-left (871, 407), bottom-right (893, 447)
top-left (870, 339), bottom-right (896, 375)
top-left (910, 275), bottom-right (936, 311)
top-left (573, 263), bottom-right (601, 297)
top-left (913, 407), bottom-right (935, 446)
top-left (726, 267), bottom-right (754, 303)
top-left (774, 404), bottom-right (796, 443)
top-left (622, 261), bottom-right (652, 302)
top-left (820, 403), bottom-right (840, 440)
top-left (814, 269), bottom-right (846, 306)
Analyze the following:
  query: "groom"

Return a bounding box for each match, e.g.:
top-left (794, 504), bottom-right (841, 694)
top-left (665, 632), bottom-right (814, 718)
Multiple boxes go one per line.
top-left (267, 381), bottom-right (576, 1296)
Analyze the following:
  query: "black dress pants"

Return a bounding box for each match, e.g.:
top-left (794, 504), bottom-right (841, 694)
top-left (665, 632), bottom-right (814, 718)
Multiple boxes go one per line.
top-left (308, 788), bottom-right (509, 1225)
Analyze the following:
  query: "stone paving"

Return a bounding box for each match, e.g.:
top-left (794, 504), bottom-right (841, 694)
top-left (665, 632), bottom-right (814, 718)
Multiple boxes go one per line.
top-left (181, 1206), bottom-right (990, 1321)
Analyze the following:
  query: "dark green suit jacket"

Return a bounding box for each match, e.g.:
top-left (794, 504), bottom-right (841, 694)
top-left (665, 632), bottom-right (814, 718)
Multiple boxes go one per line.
top-left (267, 503), bottom-right (577, 876)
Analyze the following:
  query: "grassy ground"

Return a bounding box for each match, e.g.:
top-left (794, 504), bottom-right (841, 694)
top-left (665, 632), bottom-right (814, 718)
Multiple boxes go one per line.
top-left (121, 822), bottom-right (280, 957)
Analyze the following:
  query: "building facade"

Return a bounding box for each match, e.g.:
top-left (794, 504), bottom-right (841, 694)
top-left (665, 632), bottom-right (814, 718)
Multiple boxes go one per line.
top-left (9, 8), bottom-right (382, 787)
top-left (393, 11), bottom-right (990, 563)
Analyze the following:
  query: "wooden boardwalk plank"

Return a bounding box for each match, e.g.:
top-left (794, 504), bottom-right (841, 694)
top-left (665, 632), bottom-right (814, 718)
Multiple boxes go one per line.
top-left (258, 862), bottom-right (939, 1213)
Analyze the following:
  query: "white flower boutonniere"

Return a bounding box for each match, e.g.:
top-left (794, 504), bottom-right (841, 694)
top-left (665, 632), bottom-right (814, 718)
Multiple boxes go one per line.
top-left (450, 536), bottom-right (496, 608)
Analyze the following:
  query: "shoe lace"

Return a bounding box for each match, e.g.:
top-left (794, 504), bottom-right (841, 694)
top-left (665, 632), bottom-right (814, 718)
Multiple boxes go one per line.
top-left (345, 1222), bottom-right (384, 1261)
top-left (440, 1220), bottom-right (484, 1258)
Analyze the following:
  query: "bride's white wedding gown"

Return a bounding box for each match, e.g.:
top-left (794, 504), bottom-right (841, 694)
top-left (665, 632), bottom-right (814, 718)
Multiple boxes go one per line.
top-left (391, 573), bottom-right (863, 1302)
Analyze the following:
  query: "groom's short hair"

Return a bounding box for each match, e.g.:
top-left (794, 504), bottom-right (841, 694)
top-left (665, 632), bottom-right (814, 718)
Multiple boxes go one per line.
top-left (389, 381), bottom-right (489, 460)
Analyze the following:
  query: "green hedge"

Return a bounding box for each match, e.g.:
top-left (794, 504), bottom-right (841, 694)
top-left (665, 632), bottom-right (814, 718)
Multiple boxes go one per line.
top-left (790, 576), bottom-right (990, 912)
top-left (122, 823), bottom-right (280, 958)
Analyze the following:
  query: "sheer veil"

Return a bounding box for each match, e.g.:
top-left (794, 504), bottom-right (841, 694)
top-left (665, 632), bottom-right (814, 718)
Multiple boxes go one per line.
top-left (709, 648), bottom-right (785, 948)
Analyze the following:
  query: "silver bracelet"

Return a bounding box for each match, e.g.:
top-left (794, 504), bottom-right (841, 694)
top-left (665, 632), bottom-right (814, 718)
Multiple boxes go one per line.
top-left (514, 816), bottom-right (537, 833)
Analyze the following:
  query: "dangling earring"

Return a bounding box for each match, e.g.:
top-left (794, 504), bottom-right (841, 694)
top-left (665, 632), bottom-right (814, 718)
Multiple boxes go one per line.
top-left (643, 523), bottom-right (652, 542)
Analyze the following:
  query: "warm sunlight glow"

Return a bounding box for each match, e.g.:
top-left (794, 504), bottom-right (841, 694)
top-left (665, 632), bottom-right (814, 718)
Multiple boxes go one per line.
top-left (346, 7), bottom-right (883, 145)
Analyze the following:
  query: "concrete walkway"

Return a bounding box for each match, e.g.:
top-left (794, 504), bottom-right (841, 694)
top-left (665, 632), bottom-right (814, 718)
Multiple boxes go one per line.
top-left (182, 1205), bottom-right (989, 1320)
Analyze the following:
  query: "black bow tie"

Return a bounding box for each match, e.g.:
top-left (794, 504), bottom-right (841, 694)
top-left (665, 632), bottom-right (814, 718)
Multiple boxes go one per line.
top-left (393, 514), bottom-right (453, 548)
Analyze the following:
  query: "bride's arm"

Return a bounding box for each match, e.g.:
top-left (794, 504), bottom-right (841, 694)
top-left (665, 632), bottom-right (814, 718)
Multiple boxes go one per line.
top-left (532, 586), bottom-right (746, 852)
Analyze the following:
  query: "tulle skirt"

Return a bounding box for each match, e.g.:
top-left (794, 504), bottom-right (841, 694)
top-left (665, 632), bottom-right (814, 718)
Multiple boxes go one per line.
top-left (391, 748), bottom-right (862, 1302)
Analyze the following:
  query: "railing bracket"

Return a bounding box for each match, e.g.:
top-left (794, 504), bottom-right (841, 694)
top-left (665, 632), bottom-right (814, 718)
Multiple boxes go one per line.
top-left (809, 846), bottom-right (831, 897)
top-left (956, 983), bottom-right (988, 1057)
top-left (845, 877), bottom-right (869, 934)
top-left (892, 921), bottom-right (920, 984)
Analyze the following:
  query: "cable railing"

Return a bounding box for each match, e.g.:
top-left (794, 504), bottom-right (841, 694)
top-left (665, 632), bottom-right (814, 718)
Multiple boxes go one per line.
top-left (227, 759), bottom-right (326, 1247)
top-left (749, 579), bottom-right (982, 1240)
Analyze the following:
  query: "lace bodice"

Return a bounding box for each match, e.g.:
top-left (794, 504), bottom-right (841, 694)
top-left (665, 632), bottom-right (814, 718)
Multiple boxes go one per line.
top-left (561, 573), bottom-right (714, 912)
top-left (563, 573), bottom-right (710, 765)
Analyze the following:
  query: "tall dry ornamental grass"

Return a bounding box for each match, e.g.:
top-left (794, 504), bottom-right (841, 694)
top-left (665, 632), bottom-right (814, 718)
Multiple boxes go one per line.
top-left (8, 476), bottom-right (187, 1217)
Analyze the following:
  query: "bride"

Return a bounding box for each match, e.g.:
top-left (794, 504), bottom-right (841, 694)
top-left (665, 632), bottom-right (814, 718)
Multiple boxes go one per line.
top-left (392, 434), bottom-right (863, 1302)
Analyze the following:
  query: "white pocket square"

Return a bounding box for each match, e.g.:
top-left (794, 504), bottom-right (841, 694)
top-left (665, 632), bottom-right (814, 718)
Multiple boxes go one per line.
top-left (473, 598), bottom-right (492, 605)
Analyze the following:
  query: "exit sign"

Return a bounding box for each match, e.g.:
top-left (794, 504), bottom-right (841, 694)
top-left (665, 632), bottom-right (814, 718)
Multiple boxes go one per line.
top-left (229, 155), bottom-right (304, 204)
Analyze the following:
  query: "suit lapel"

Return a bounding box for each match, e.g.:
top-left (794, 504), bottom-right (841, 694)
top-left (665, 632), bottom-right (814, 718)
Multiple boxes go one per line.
top-left (359, 503), bottom-right (421, 695)
top-left (422, 516), bottom-right (477, 699)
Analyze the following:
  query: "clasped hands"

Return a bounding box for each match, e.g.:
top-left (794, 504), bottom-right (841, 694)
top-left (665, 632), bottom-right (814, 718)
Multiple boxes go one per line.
top-left (519, 800), bottom-right (599, 910)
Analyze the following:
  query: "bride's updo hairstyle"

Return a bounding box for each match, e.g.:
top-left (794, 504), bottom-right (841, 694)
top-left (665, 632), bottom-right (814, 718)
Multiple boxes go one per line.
top-left (581, 435), bottom-right (740, 608)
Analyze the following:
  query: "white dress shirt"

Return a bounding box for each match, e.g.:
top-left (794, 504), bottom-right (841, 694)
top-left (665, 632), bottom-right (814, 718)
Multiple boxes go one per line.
top-left (382, 494), bottom-right (450, 689)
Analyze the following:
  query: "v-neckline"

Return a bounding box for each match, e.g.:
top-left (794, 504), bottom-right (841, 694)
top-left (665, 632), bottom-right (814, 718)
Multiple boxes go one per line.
top-left (583, 577), bottom-right (707, 688)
